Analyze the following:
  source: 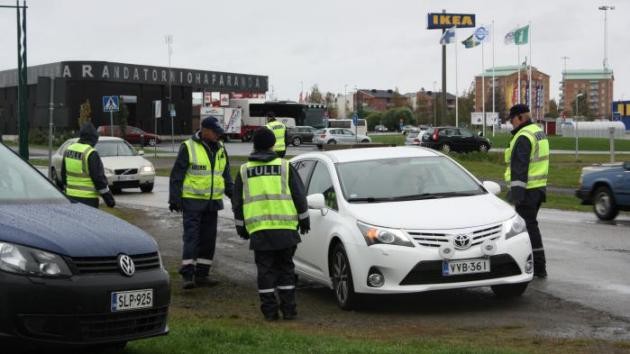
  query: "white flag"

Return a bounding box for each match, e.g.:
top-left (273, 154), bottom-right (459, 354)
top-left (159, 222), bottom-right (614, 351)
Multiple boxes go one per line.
top-left (440, 26), bottom-right (456, 45)
top-left (474, 24), bottom-right (491, 43)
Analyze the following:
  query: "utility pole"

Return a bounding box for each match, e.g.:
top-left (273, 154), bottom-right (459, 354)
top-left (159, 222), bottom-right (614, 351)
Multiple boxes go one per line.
top-left (440, 9), bottom-right (447, 125)
top-left (598, 5), bottom-right (614, 70)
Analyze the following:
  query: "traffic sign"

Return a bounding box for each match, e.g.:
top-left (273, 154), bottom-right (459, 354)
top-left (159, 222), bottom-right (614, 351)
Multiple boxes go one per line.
top-left (352, 113), bottom-right (358, 126)
top-left (103, 96), bottom-right (119, 112)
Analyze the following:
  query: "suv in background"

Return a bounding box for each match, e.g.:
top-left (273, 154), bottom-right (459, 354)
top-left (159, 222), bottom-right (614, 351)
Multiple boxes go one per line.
top-left (97, 125), bottom-right (162, 146)
top-left (421, 127), bottom-right (491, 153)
top-left (287, 126), bottom-right (317, 146)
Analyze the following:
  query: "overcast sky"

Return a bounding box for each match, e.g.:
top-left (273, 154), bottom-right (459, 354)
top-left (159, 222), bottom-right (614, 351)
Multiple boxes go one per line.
top-left (0, 0), bottom-right (627, 103)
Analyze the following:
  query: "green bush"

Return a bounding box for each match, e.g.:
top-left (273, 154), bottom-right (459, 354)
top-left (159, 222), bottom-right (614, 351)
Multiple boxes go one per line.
top-left (27, 128), bottom-right (76, 147)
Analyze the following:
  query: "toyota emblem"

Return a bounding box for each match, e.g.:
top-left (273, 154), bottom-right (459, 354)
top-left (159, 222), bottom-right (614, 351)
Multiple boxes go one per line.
top-left (118, 254), bottom-right (135, 277)
top-left (453, 234), bottom-right (472, 250)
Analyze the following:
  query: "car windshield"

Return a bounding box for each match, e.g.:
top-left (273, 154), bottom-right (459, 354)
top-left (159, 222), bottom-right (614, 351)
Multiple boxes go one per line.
top-left (96, 141), bottom-right (137, 157)
top-left (0, 144), bottom-right (67, 202)
top-left (337, 156), bottom-right (484, 203)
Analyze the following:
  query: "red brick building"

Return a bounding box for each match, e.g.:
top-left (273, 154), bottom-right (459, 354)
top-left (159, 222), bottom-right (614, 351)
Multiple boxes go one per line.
top-left (559, 69), bottom-right (614, 119)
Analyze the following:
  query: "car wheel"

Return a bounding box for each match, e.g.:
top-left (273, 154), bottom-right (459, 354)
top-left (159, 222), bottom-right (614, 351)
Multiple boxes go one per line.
top-left (361, 139), bottom-right (369, 143)
top-left (148, 138), bottom-right (157, 147)
top-left (330, 243), bottom-right (360, 310)
top-left (479, 143), bottom-right (490, 153)
top-left (491, 282), bottom-right (529, 298)
top-left (140, 183), bottom-right (154, 193)
top-left (593, 186), bottom-right (619, 221)
top-left (440, 144), bottom-right (451, 153)
top-left (292, 137), bottom-right (302, 146)
top-left (328, 139), bottom-right (337, 145)
top-left (317, 144), bottom-right (323, 150)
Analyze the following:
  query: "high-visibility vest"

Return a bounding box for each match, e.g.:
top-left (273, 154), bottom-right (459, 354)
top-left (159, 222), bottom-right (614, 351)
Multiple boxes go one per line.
top-left (182, 139), bottom-right (227, 200)
top-left (64, 142), bottom-right (99, 199)
top-left (265, 121), bottom-right (286, 152)
top-left (240, 158), bottom-right (298, 234)
top-left (504, 124), bottom-right (550, 189)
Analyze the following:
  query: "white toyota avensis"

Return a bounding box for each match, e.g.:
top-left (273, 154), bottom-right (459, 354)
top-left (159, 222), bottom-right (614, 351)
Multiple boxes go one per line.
top-left (291, 147), bottom-right (533, 310)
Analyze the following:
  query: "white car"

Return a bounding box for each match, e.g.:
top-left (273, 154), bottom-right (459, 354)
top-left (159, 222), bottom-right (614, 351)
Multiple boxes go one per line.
top-left (313, 128), bottom-right (371, 147)
top-left (51, 137), bottom-right (156, 193)
top-left (291, 147), bottom-right (533, 310)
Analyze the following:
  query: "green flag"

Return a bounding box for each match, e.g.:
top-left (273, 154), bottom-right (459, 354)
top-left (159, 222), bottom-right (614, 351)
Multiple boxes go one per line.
top-left (514, 25), bottom-right (529, 45)
top-left (462, 34), bottom-right (480, 49)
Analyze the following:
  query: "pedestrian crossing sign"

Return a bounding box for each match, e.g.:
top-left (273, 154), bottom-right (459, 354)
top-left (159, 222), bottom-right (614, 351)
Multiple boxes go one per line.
top-left (103, 96), bottom-right (119, 112)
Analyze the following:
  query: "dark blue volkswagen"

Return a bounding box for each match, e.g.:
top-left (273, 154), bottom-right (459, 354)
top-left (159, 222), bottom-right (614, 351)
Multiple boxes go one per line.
top-left (0, 143), bottom-right (169, 349)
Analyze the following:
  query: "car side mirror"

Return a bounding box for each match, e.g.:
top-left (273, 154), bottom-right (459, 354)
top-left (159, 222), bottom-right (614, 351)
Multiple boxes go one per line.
top-left (482, 181), bottom-right (501, 195)
top-left (307, 193), bottom-right (326, 210)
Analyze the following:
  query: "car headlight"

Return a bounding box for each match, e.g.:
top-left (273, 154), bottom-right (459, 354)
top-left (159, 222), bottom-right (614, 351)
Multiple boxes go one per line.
top-left (357, 222), bottom-right (414, 247)
top-left (104, 168), bottom-right (114, 175)
top-left (504, 215), bottom-right (527, 240)
top-left (0, 242), bottom-right (72, 278)
top-left (141, 165), bottom-right (155, 173)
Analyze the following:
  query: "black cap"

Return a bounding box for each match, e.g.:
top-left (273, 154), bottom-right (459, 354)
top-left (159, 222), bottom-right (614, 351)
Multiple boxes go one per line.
top-left (201, 116), bottom-right (224, 135)
top-left (253, 127), bottom-right (276, 151)
top-left (508, 104), bottom-right (530, 120)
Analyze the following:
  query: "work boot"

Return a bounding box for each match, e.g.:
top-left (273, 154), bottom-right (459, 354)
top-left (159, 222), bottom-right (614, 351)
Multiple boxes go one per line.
top-left (278, 288), bottom-right (297, 320)
top-left (195, 275), bottom-right (219, 287)
top-left (182, 277), bottom-right (195, 290)
top-left (259, 292), bottom-right (279, 321)
top-left (264, 313), bottom-right (280, 321)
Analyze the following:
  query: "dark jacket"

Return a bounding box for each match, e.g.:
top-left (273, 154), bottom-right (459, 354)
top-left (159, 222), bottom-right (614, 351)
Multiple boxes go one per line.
top-left (232, 150), bottom-right (309, 251)
top-left (508, 120), bottom-right (546, 205)
top-left (61, 123), bottom-right (110, 198)
top-left (169, 131), bottom-right (234, 212)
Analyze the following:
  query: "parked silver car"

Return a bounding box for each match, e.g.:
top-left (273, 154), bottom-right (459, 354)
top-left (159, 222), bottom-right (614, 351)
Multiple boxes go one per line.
top-left (313, 128), bottom-right (371, 147)
top-left (404, 132), bottom-right (422, 146)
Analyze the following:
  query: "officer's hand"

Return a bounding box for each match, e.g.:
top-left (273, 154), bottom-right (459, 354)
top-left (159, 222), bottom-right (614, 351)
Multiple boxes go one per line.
top-left (236, 226), bottom-right (249, 240)
top-left (299, 218), bottom-right (310, 235)
top-left (169, 202), bottom-right (182, 213)
top-left (103, 192), bottom-right (116, 208)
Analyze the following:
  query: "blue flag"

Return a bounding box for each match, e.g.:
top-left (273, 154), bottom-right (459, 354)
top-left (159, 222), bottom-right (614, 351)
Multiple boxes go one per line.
top-left (440, 27), bottom-right (456, 45)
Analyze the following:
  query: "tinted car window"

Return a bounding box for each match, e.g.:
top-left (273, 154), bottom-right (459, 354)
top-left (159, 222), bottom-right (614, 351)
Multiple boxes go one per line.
top-left (459, 128), bottom-right (474, 137)
top-left (294, 160), bottom-right (316, 186)
top-left (0, 144), bottom-right (66, 202)
top-left (96, 141), bottom-right (137, 157)
top-left (337, 157), bottom-right (483, 201)
top-left (307, 162), bottom-right (338, 210)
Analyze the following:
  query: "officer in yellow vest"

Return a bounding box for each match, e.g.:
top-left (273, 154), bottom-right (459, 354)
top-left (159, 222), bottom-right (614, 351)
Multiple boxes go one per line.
top-left (232, 128), bottom-right (310, 321)
top-left (169, 117), bottom-right (234, 289)
top-left (265, 112), bottom-right (288, 158)
top-left (61, 123), bottom-right (115, 208)
top-left (505, 104), bottom-right (549, 278)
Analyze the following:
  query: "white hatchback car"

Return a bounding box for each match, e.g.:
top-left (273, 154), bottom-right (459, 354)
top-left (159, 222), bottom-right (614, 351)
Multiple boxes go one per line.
top-left (291, 147), bottom-right (533, 310)
top-left (51, 137), bottom-right (156, 193)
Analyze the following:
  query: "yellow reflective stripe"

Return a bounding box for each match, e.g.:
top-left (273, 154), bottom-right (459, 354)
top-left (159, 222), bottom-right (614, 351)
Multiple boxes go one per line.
top-left (528, 175), bottom-right (548, 181)
top-left (509, 181), bottom-right (527, 188)
top-left (67, 184), bottom-right (97, 192)
top-left (66, 171), bottom-right (88, 178)
top-left (183, 186), bottom-right (212, 195)
top-left (187, 170), bottom-right (213, 176)
top-left (244, 214), bottom-right (298, 224)
top-left (244, 194), bottom-right (293, 203)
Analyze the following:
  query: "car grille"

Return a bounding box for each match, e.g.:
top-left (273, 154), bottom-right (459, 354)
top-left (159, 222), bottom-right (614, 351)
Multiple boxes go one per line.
top-left (406, 224), bottom-right (502, 248)
top-left (400, 254), bottom-right (522, 285)
top-left (71, 252), bottom-right (161, 274)
top-left (115, 168), bottom-right (138, 175)
top-left (19, 307), bottom-right (168, 342)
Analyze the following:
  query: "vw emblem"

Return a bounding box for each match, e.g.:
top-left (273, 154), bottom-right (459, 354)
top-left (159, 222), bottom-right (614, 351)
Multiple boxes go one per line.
top-left (453, 234), bottom-right (472, 250)
top-left (118, 254), bottom-right (135, 277)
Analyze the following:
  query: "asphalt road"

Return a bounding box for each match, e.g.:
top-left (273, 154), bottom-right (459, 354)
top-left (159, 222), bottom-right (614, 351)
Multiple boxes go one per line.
top-left (114, 176), bottom-right (630, 328)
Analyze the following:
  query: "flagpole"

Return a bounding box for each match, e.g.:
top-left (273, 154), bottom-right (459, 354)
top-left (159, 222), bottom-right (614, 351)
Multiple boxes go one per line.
top-left (492, 19), bottom-right (496, 137)
top-left (528, 22), bottom-right (533, 114)
top-left (455, 28), bottom-right (459, 128)
top-left (517, 42), bottom-right (521, 104)
top-left (482, 40), bottom-right (486, 137)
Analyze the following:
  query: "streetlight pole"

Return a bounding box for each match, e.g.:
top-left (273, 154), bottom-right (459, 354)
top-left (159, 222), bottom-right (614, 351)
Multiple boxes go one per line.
top-left (598, 5), bottom-right (615, 70)
top-left (575, 92), bottom-right (584, 161)
top-left (165, 34), bottom-right (174, 152)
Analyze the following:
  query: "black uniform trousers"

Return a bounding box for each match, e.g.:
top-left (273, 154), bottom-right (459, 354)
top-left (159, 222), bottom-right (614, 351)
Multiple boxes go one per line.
top-left (180, 207), bottom-right (218, 279)
top-left (70, 196), bottom-right (99, 208)
top-left (254, 246), bottom-right (297, 317)
top-left (514, 189), bottom-right (546, 272)
top-left (276, 150), bottom-right (286, 158)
